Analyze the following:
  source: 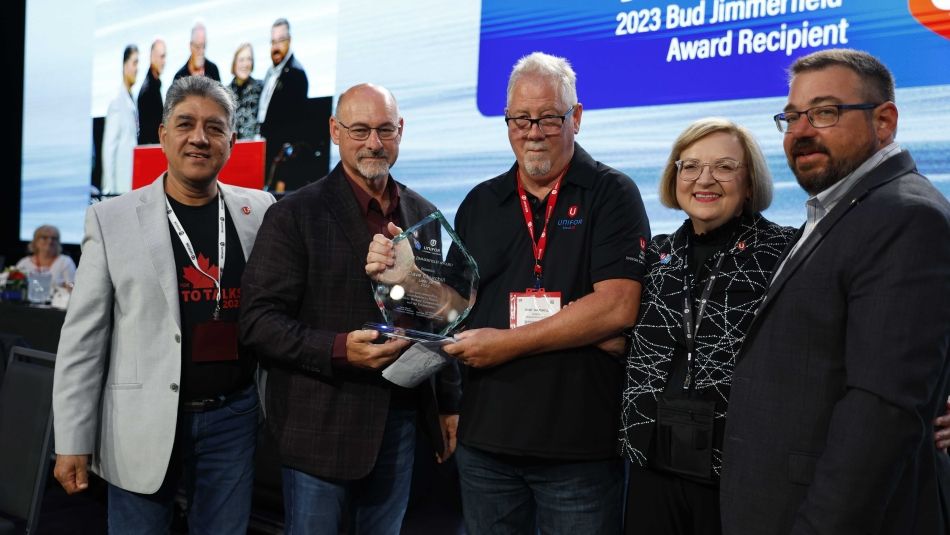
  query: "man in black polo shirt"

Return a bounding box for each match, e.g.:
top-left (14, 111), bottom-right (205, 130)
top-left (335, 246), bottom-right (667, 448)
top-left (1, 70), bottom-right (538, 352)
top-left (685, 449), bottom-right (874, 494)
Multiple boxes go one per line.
top-left (173, 22), bottom-right (221, 82)
top-left (53, 76), bottom-right (274, 534)
top-left (446, 52), bottom-right (649, 533)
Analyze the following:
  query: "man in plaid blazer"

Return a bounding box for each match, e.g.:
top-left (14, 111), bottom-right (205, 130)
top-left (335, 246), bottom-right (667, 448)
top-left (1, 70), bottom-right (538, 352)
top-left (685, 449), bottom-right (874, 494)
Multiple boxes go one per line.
top-left (240, 83), bottom-right (460, 535)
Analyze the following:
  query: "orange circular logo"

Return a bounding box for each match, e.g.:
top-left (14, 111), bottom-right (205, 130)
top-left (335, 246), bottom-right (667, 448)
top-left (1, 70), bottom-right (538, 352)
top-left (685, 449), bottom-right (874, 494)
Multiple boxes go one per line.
top-left (910, 0), bottom-right (950, 40)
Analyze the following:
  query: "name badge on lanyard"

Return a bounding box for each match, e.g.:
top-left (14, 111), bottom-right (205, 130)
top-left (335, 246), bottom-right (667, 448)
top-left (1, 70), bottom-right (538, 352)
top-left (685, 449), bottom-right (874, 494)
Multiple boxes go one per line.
top-left (166, 192), bottom-right (239, 362)
top-left (509, 288), bottom-right (561, 328)
top-left (192, 321), bottom-right (239, 362)
top-left (509, 169), bottom-right (567, 328)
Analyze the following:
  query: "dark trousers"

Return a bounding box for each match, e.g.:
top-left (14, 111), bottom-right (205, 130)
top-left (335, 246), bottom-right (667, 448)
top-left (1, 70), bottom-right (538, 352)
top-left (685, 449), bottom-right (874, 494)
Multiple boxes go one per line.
top-left (281, 408), bottom-right (417, 535)
top-left (456, 444), bottom-right (624, 534)
top-left (107, 383), bottom-right (259, 535)
top-left (624, 465), bottom-right (721, 535)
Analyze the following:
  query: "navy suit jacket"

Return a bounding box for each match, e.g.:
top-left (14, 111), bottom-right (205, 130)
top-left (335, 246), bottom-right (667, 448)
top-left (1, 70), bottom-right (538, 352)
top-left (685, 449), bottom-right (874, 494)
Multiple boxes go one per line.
top-left (721, 150), bottom-right (950, 534)
top-left (260, 54), bottom-right (309, 164)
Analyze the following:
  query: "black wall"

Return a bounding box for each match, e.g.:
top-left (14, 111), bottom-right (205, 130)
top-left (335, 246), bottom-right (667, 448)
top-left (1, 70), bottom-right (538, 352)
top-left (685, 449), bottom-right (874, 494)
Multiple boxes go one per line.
top-left (2, 0), bottom-right (25, 264)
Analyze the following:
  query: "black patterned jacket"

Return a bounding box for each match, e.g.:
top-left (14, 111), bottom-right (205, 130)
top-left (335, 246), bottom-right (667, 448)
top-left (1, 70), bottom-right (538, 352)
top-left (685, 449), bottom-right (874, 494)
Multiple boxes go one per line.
top-left (620, 212), bottom-right (795, 478)
top-left (229, 76), bottom-right (263, 140)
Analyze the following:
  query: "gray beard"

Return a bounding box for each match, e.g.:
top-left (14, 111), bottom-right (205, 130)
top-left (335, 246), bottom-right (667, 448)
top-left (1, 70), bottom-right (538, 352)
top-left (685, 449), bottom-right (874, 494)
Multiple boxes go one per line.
top-left (357, 160), bottom-right (390, 182)
top-left (522, 158), bottom-right (552, 177)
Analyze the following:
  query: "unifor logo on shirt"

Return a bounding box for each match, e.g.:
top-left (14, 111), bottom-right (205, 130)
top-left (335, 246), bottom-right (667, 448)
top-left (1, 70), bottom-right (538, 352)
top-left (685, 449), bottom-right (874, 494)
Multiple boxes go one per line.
top-left (180, 253), bottom-right (240, 309)
top-left (557, 204), bottom-right (584, 230)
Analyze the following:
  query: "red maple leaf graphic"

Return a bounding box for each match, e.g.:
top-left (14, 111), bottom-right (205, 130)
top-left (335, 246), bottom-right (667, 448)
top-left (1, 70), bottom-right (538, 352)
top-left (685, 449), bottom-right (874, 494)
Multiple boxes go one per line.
top-left (182, 254), bottom-right (218, 289)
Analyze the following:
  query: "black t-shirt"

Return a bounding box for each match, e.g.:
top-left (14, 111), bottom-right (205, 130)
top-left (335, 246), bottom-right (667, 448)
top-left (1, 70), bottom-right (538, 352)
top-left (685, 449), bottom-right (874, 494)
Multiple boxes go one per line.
top-left (450, 144), bottom-right (650, 460)
top-left (167, 195), bottom-right (254, 400)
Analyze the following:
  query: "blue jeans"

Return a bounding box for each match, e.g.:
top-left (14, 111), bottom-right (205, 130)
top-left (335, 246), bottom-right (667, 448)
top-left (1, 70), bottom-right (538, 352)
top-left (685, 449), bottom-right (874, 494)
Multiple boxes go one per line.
top-left (455, 443), bottom-right (624, 535)
top-left (108, 383), bottom-right (259, 535)
top-left (282, 408), bottom-right (417, 535)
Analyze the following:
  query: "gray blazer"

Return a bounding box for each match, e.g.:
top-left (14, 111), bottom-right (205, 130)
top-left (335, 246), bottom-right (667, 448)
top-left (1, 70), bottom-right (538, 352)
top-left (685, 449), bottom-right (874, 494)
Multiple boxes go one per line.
top-left (52, 176), bottom-right (274, 494)
top-left (720, 151), bottom-right (950, 534)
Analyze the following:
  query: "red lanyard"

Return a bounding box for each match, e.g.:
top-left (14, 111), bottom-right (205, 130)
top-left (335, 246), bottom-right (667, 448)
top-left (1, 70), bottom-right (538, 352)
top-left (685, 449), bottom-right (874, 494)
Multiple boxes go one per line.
top-left (516, 169), bottom-right (566, 288)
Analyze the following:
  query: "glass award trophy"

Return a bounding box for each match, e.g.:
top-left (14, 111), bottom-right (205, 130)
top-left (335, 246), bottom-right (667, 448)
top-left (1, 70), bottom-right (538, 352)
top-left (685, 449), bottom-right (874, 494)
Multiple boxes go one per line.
top-left (365, 211), bottom-right (478, 343)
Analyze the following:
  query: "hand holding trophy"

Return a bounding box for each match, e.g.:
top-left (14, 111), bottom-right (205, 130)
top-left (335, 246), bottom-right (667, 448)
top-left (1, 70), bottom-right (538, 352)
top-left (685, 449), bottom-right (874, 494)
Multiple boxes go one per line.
top-left (364, 212), bottom-right (478, 343)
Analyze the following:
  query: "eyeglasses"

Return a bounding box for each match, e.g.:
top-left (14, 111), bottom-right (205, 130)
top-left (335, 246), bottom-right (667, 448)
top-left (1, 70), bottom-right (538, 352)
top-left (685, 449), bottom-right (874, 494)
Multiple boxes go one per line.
top-left (270, 37), bottom-right (290, 45)
top-left (773, 103), bottom-right (880, 133)
top-left (675, 158), bottom-right (744, 182)
top-left (504, 106), bottom-right (575, 135)
top-left (336, 120), bottom-right (401, 141)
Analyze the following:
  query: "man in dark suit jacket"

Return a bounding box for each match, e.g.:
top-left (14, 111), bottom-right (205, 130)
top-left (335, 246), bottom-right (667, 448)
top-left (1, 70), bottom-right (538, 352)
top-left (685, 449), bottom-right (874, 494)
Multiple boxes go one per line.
top-left (720, 49), bottom-right (950, 534)
top-left (240, 83), bottom-right (460, 535)
top-left (172, 22), bottom-right (220, 82)
top-left (258, 18), bottom-right (309, 185)
top-left (137, 39), bottom-right (165, 145)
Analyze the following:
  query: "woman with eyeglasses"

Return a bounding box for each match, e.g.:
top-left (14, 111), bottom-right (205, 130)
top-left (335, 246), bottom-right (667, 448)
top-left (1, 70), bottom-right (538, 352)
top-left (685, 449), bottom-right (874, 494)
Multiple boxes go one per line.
top-left (16, 224), bottom-right (76, 289)
top-left (619, 117), bottom-right (795, 535)
top-left (229, 43), bottom-right (263, 140)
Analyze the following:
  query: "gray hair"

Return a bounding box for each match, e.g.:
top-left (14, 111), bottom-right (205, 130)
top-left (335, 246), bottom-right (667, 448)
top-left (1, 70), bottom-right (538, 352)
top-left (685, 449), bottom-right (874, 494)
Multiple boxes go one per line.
top-left (789, 48), bottom-right (895, 104)
top-left (273, 18), bottom-right (290, 35)
top-left (659, 117), bottom-right (774, 213)
top-left (162, 76), bottom-right (236, 132)
top-left (190, 22), bottom-right (206, 43)
top-left (28, 225), bottom-right (62, 255)
top-left (506, 52), bottom-right (577, 111)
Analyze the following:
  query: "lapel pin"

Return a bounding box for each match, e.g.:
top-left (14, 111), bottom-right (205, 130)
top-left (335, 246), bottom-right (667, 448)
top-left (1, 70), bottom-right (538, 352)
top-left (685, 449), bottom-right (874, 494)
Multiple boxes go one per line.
top-left (242, 206), bottom-right (251, 215)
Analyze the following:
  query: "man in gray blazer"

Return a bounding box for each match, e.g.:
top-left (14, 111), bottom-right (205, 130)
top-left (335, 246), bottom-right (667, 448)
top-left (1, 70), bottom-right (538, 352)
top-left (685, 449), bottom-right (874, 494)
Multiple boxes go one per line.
top-left (721, 49), bottom-right (950, 534)
top-left (52, 76), bottom-right (274, 534)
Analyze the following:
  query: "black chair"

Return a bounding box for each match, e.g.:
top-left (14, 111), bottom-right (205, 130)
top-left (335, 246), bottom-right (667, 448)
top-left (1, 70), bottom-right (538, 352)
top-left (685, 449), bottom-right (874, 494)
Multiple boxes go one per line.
top-left (0, 334), bottom-right (28, 386)
top-left (0, 347), bottom-right (56, 535)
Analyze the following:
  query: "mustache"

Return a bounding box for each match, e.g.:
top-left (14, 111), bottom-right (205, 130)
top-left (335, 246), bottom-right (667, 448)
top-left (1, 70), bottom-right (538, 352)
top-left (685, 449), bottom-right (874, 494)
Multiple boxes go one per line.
top-left (791, 138), bottom-right (828, 158)
top-left (358, 149), bottom-right (388, 160)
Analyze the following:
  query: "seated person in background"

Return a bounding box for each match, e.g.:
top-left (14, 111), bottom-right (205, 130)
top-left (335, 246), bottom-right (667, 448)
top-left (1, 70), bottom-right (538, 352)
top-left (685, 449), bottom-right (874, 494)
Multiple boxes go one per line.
top-left (229, 42), bottom-right (262, 140)
top-left (17, 224), bottom-right (76, 288)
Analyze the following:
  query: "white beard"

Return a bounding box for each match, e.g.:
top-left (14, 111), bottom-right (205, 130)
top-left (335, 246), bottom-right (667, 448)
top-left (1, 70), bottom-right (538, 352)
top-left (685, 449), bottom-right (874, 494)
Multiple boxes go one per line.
top-left (522, 156), bottom-right (552, 177)
top-left (357, 159), bottom-right (391, 182)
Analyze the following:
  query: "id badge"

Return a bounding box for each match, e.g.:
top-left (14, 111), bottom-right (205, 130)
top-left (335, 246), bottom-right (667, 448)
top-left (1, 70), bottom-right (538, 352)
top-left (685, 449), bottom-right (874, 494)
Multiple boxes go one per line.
top-left (191, 320), bottom-right (239, 362)
top-left (509, 289), bottom-right (561, 328)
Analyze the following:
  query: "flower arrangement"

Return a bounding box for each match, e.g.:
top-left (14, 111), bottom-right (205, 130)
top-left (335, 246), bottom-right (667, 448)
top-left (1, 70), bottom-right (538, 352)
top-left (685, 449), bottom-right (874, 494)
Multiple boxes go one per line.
top-left (1, 267), bottom-right (27, 301)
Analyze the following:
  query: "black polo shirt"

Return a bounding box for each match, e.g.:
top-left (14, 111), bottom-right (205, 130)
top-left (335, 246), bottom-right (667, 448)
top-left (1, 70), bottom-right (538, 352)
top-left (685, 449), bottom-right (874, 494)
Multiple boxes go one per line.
top-left (450, 143), bottom-right (650, 460)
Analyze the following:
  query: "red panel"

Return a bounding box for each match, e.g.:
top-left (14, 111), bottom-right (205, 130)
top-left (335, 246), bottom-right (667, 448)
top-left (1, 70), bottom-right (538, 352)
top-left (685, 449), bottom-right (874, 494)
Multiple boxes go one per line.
top-left (131, 140), bottom-right (266, 190)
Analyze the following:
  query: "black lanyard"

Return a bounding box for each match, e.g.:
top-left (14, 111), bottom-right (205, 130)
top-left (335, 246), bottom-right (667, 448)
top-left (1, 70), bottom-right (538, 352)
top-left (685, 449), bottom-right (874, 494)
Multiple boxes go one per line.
top-left (680, 251), bottom-right (727, 393)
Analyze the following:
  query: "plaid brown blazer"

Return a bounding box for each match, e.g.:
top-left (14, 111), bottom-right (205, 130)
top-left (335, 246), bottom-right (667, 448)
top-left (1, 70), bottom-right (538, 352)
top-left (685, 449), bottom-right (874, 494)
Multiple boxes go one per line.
top-left (240, 164), bottom-right (460, 479)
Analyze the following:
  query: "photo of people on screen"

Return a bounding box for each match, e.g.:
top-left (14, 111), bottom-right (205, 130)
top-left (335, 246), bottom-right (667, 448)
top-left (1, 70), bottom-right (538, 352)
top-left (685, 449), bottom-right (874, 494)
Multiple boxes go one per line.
top-left (258, 18), bottom-right (316, 192)
top-left (92, 16), bottom-right (328, 198)
top-left (229, 43), bottom-right (262, 140)
top-left (100, 44), bottom-right (139, 196)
